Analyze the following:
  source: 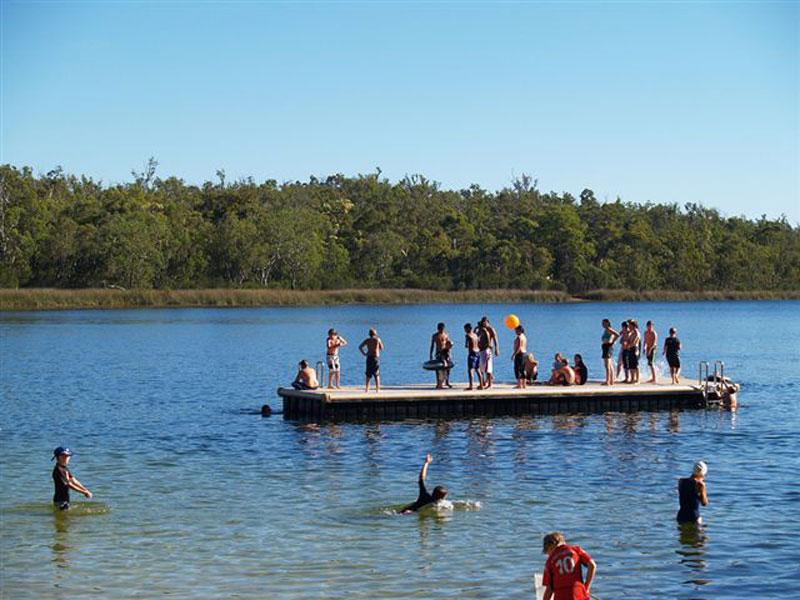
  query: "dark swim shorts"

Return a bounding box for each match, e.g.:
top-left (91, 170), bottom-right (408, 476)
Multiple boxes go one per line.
top-left (56, 501), bottom-right (70, 511)
top-left (366, 355), bottom-right (380, 377)
top-left (667, 354), bottom-right (680, 369)
top-left (628, 348), bottom-right (639, 369)
top-left (467, 351), bottom-right (480, 371)
top-left (602, 343), bottom-right (612, 359)
top-left (647, 349), bottom-right (655, 366)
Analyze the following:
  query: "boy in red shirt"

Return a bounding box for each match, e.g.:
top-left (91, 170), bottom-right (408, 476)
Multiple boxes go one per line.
top-left (541, 532), bottom-right (596, 600)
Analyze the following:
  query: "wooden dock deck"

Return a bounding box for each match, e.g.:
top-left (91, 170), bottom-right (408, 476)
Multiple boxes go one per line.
top-left (277, 378), bottom-right (714, 421)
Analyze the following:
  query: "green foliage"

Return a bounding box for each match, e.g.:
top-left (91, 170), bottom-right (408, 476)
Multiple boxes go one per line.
top-left (1, 163), bottom-right (798, 292)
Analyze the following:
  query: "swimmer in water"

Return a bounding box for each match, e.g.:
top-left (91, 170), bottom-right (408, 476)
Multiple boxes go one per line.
top-left (677, 461), bottom-right (709, 524)
top-left (399, 453), bottom-right (447, 513)
top-left (52, 447), bottom-right (92, 510)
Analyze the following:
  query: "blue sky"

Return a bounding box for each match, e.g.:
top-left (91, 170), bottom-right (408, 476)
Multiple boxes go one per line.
top-left (2, 1), bottom-right (798, 221)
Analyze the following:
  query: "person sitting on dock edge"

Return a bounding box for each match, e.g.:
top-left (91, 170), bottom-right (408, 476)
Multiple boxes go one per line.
top-left (326, 328), bottom-right (348, 389)
top-left (541, 531), bottom-right (596, 600)
top-left (464, 323), bottom-right (484, 390)
top-left (549, 357), bottom-right (576, 386)
top-left (52, 447), bottom-right (92, 511)
top-left (677, 461), bottom-right (708, 524)
top-left (573, 354), bottom-right (587, 385)
top-left (430, 322), bottom-right (453, 389)
top-left (292, 360), bottom-right (319, 390)
top-left (399, 453), bottom-right (447, 514)
top-left (359, 328), bottom-right (384, 393)
top-left (524, 352), bottom-right (539, 384)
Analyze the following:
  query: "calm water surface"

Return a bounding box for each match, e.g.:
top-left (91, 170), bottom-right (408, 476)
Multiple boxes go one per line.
top-left (1, 301), bottom-right (799, 599)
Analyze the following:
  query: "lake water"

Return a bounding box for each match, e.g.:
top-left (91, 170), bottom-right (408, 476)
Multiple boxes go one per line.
top-left (1, 301), bottom-right (799, 599)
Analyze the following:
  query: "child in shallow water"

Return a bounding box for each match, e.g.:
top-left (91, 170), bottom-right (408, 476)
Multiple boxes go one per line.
top-left (52, 447), bottom-right (92, 510)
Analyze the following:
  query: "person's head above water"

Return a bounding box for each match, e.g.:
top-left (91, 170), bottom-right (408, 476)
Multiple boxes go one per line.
top-left (52, 446), bottom-right (72, 465)
top-left (432, 485), bottom-right (447, 501)
top-left (542, 531), bottom-right (566, 554)
top-left (693, 461), bottom-right (708, 477)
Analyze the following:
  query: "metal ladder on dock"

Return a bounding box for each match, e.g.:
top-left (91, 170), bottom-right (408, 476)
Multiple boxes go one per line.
top-left (698, 360), bottom-right (725, 403)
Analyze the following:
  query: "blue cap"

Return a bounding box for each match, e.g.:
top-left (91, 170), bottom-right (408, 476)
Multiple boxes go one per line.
top-left (52, 446), bottom-right (73, 459)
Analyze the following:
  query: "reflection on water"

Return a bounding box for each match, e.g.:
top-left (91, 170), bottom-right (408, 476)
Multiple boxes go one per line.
top-left (677, 522), bottom-right (711, 589)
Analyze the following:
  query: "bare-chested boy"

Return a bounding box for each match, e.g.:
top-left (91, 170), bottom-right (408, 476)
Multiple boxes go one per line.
top-left (477, 316), bottom-right (500, 388)
top-left (464, 323), bottom-right (483, 390)
top-left (512, 325), bottom-right (528, 389)
top-left (326, 328), bottom-right (348, 389)
top-left (358, 328), bottom-right (384, 393)
top-left (429, 322), bottom-right (453, 389)
top-left (643, 320), bottom-right (658, 383)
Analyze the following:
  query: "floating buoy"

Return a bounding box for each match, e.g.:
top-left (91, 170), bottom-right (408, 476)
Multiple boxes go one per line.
top-left (504, 314), bottom-right (520, 329)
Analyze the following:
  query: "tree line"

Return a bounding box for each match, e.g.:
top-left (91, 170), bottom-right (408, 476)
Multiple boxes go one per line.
top-left (1, 162), bottom-right (798, 292)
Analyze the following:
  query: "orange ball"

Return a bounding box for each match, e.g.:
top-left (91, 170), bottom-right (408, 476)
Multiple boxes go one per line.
top-left (504, 314), bottom-right (520, 329)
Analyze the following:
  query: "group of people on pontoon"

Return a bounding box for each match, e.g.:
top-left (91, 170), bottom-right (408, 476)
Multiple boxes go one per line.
top-left (291, 316), bottom-right (683, 392)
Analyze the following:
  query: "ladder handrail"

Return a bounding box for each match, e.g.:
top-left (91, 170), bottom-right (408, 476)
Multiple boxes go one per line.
top-left (698, 361), bottom-right (710, 400)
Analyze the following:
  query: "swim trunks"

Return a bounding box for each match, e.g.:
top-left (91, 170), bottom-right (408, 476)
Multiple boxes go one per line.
top-left (467, 350), bottom-right (480, 371)
top-left (479, 349), bottom-right (493, 375)
top-left (646, 349), bottom-right (655, 366)
top-left (601, 342), bottom-right (612, 359)
top-left (326, 354), bottom-right (340, 371)
top-left (514, 353), bottom-right (525, 380)
top-left (628, 348), bottom-right (639, 369)
top-left (366, 355), bottom-right (380, 378)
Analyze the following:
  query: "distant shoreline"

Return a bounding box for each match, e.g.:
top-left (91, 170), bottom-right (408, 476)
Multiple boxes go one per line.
top-left (1, 288), bottom-right (799, 311)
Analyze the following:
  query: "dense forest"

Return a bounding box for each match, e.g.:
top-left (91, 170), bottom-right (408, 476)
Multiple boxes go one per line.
top-left (1, 161), bottom-right (798, 293)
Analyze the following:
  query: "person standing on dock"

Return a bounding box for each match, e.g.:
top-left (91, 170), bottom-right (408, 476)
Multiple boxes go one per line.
top-left (643, 321), bottom-right (658, 383)
top-left (628, 319), bottom-right (642, 384)
top-left (477, 317), bottom-right (500, 388)
top-left (430, 322), bottom-right (453, 389)
top-left (512, 325), bottom-right (528, 388)
top-left (663, 327), bottom-right (681, 384)
top-left (359, 328), bottom-right (384, 393)
top-left (326, 328), bottom-right (348, 389)
top-left (677, 461), bottom-right (709, 524)
top-left (541, 531), bottom-right (596, 600)
top-left (601, 319), bottom-right (620, 386)
top-left (52, 447), bottom-right (92, 510)
top-left (617, 321), bottom-right (631, 383)
top-left (464, 323), bottom-right (484, 390)
top-left (399, 453), bottom-right (447, 513)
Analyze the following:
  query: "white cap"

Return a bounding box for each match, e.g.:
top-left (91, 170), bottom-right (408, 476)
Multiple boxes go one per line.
top-left (693, 461), bottom-right (708, 476)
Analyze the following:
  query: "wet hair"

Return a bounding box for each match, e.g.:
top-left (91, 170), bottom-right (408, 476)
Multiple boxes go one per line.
top-left (669, 327), bottom-right (676, 335)
top-left (515, 325), bottom-right (525, 334)
top-left (299, 360), bottom-right (308, 368)
top-left (432, 485), bottom-right (447, 501)
top-left (574, 353), bottom-right (583, 364)
top-left (369, 328), bottom-right (377, 337)
top-left (464, 323), bottom-right (472, 332)
top-left (437, 322), bottom-right (445, 331)
top-left (328, 328), bottom-right (336, 336)
top-left (543, 531), bottom-right (566, 552)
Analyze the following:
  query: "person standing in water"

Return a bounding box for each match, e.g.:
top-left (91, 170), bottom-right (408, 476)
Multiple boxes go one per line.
top-left (541, 531), bottom-right (596, 600)
top-left (512, 325), bottom-right (528, 388)
top-left (399, 453), bottom-right (447, 513)
top-left (358, 328), bottom-right (384, 393)
top-left (601, 319), bottom-right (619, 386)
top-left (52, 447), bottom-right (92, 510)
top-left (663, 327), bottom-right (682, 384)
top-left (677, 461), bottom-right (709, 524)
top-left (643, 321), bottom-right (658, 383)
top-left (463, 323), bottom-right (484, 390)
top-left (325, 328), bottom-right (348, 389)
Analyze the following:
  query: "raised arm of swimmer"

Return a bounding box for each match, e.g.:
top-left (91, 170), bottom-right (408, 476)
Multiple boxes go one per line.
top-left (419, 452), bottom-right (432, 483)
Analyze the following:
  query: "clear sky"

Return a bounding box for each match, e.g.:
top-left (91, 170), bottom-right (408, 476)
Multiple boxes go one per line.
top-left (2, 1), bottom-right (798, 221)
